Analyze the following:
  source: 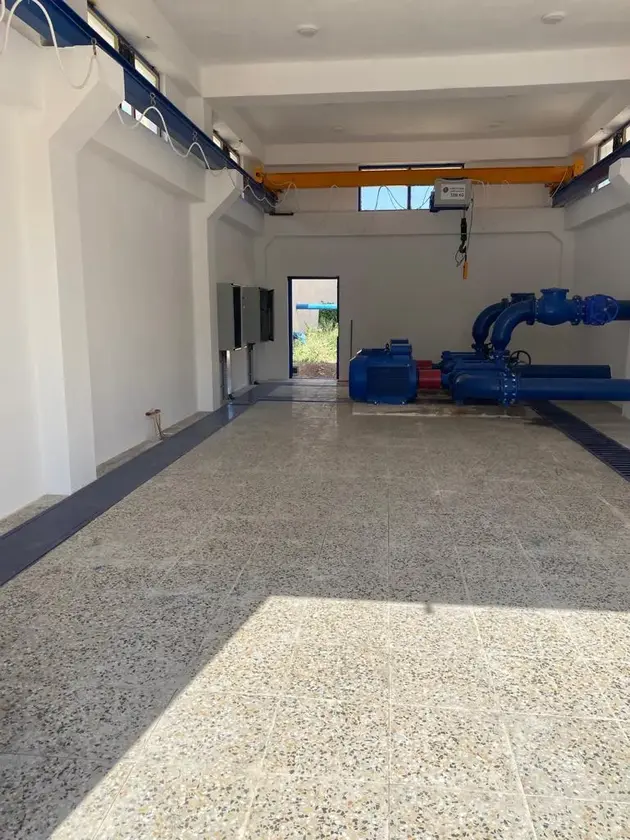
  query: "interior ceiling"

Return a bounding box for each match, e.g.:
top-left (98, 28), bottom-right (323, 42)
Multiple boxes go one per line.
top-left (154, 0), bottom-right (630, 63)
top-left (234, 87), bottom-right (604, 145)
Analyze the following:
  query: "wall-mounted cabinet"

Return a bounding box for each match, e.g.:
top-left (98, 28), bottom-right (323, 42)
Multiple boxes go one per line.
top-left (260, 288), bottom-right (274, 342)
top-left (217, 283), bottom-right (242, 351)
top-left (218, 284), bottom-right (274, 350)
top-left (242, 287), bottom-right (262, 344)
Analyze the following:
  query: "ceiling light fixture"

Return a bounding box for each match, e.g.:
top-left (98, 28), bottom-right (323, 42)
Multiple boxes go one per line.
top-left (541, 11), bottom-right (566, 24)
top-left (296, 23), bottom-right (319, 37)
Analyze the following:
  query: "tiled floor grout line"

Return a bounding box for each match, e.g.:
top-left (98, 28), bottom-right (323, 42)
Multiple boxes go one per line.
top-left (456, 546), bottom-right (541, 840)
top-left (90, 759), bottom-right (138, 840)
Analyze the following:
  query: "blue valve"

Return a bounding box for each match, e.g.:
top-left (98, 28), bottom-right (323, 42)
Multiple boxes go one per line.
top-left (582, 294), bottom-right (619, 326)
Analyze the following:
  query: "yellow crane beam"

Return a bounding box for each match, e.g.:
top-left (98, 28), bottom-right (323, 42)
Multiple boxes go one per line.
top-left (255, 163), bottom-right (581, 193)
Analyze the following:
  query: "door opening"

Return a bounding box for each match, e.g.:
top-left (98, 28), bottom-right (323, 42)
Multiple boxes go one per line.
top-left (289, 277), bottom-right (339, 379)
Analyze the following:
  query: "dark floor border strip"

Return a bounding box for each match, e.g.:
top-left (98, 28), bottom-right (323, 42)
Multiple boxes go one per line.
top-left (256, 397), bottom-right (351, 404)
top-left (0, 397), bottom-right (263, 587)
top-left (530, 401), bottom-right (630, 482)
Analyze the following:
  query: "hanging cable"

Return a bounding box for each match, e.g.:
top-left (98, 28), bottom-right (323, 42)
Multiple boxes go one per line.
top-left (116, 104), bottom-right (279, 208)
top-left (0, 0), bottom-right (98, 88)
top-left (454, 197), bottom-right (474, 279)
top-left (0, 1), bottom-right (277, 208)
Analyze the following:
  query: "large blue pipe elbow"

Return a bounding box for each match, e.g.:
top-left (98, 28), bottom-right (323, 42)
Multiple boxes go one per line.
top-left (471, 293), bottom-right (534, 352)
top-left (491, 299), bottom-right (536, 353)
top-left (472, 301), bottom-right (507, 352)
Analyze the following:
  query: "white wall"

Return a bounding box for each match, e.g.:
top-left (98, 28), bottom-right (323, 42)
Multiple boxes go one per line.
top-left (257, 208), bottom-right (574, 381)
top-left (573, 206), bottom-right (630, 378)
top-left (78, 144), bottom-right (196, 466)
top-left (0, 118), bottom-right (42, 518)
top-left (215, 215), bottom-right (258, 392)
top-left (293, 278), bottom-right (338, 331)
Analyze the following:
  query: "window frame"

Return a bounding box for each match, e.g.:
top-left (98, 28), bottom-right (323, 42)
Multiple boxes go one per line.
top-left (212, 131), bottom-right (242, 167)
top-left (87, 4), bottom-right (161, 134)
top-left (598, 122), bottom-right (630, 162)
top-left (358, 163), bottom-right (464, 211)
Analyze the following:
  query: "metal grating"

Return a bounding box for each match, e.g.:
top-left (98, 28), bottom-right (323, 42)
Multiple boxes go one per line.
top-left (530, 401), bottom-right (630, 481)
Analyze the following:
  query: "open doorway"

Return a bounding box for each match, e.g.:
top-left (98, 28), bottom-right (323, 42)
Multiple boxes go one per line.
top-left (289, 277), bottom-right (339, 379)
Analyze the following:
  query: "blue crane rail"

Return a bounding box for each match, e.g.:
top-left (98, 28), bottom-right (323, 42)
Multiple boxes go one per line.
top-left (6, 0), bottom-right (276, 210)
top-left (552, 140), bottom-right (630, 207)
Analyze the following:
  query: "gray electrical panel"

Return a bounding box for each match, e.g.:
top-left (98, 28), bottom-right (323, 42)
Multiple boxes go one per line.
top-left (242, 286), bottom-right (262, 344)
top-left (217, 283), bottom-right (241, 351)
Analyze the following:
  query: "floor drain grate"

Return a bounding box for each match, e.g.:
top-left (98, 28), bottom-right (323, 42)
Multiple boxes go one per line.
top-left (530, 401), bottom-right (630, 481)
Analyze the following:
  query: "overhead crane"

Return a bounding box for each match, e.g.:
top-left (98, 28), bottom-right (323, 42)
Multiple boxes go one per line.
top-left (255, 160), bottom-right (585, 194)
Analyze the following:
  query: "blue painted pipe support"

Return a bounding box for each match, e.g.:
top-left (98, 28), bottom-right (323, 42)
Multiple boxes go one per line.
top-left (491, 288), bottom-right (622, 354)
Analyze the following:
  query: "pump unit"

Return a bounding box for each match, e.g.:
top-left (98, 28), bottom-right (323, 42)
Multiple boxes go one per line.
top-left (349, 340), bottom-right (417, 404)
top-left (349, 288), bottom-right (630, 408)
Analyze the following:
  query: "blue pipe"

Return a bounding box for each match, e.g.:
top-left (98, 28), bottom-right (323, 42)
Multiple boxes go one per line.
top-left (296, 303), bottom-right (338, 310)
top-left (471, 293), bottom-right (535, 352)
top-left (491, 288), bottom-right (621, 353)
top-left (518, 364), bottom-right (611, 379)
top-left (472, 301), bottom-right (508, 352)
top-left (452, 370), bottom-right (630, 406)
top-left (613, 300), bottom-right (630, 320)
top-left (442, 361), bottom-right (612, 392)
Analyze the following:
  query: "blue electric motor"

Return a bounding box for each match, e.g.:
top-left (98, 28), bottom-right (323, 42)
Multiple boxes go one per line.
top-left (349, 339), bottom-right (417, 404)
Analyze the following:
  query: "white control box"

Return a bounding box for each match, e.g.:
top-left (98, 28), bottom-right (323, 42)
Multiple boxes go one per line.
top-left (433, 179), bottom-right (472, 209)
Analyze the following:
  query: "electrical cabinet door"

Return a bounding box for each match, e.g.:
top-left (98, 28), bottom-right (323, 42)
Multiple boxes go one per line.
top-left (241, 286), bottom-right (262, 344)
top-left (217, 283), bottom-right (239, 350)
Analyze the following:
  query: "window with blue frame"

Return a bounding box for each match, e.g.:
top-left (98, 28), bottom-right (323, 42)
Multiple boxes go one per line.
top-left (359, 164), bottom-right (464, 210)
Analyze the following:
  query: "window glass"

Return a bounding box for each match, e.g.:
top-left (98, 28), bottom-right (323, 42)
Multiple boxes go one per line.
top-left (135, 56), bottom-right (159, 88)
top-left (360, 185), bottom-right (407, 210)
top-left (87, 10), bottom-right (117, 48)
top-left (599, 137), bottom-right (614, 160)
top-left (410, 185), bottom-right (434, 209)
top-left (359, 164), bottom-right (463, 210)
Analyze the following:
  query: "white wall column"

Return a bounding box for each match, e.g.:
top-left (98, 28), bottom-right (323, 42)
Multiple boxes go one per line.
top-left (190, 170), bottom-right (241, 410)
top-left (18, 48), bottom-right (123, 495)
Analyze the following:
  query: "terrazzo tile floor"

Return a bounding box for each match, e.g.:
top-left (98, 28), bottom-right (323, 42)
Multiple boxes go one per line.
top-left (2, 389), bottom-right (630, 838)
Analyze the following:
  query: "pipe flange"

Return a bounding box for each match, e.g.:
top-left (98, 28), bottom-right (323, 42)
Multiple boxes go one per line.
top-left (501, 370), bottom-right (518, 406)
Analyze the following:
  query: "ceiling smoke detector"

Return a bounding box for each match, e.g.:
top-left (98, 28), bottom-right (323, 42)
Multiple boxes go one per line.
top-left (296, 23), bottom-right (319, 37)
top-left (541, 11), bottom-right (566, 24)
